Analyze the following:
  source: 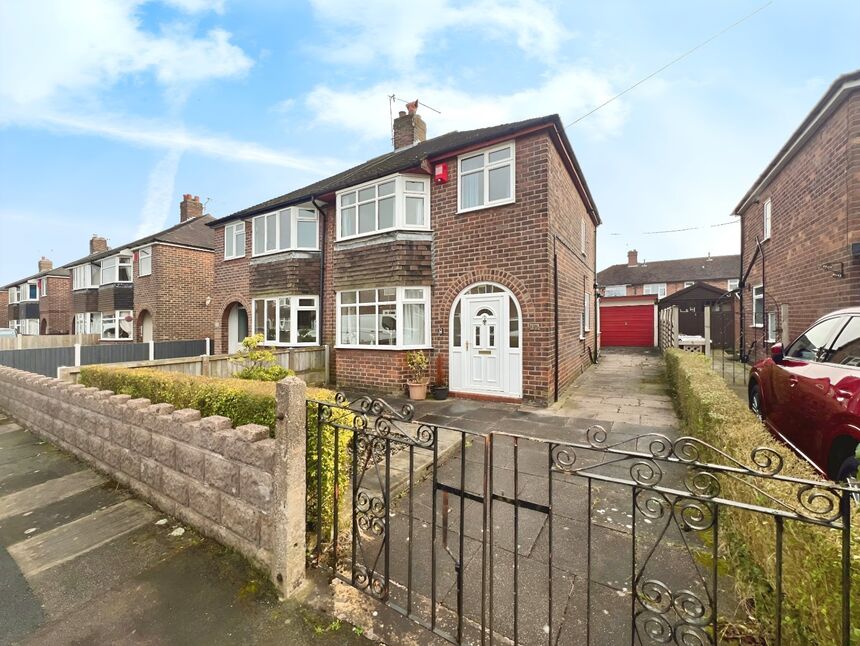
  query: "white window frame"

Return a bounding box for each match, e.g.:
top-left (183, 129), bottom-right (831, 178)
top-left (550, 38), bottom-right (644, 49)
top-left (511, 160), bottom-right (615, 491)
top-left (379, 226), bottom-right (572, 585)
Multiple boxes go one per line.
top-left (101, 310), bottom-right (133, 341)
top-left (582, 292), bottom-right (591, 336)
top-left (250, 295), bottom-right (319, 347)
top-left (643, 283), bottom-right (667, 299)
top-left (457, 141), bottom-right (516, 214)
top-left (8, 287), bottom-right (18, 304)
top-left (40, 278), bottom-right (47, 297)
top-left (224, 221), bottom-right (246, 260)
top-left (752, 284), bottom-right (764, 327)
top-left (22, 282), bottom-right (38, 302)
top-left (684, 281), bottom-right (695, 289)
top-left (75, 312), bottom-right (102, 335)
top-left (763, 198), bottom-right (772, 241)
top-left (603, 285), bottom-right (627, 297)
top-left (766, 311), bottom-right (777, 343)
top-left (100, 255), bottom-right (132, 285)
top-left (336, 286), bottom-right (431, 349)
top-left (138, 246), bottom-right (152, 277)
top-left (252, 206), bottom-right (319, 257)
top-left (336, 174), bottom-right (430, 241)
top-left (72, 263), bottom-right (99, 290)
top-left (727, 279), bottom-right (739, 291)
top-left (18, 319), bottom-right (39, 335)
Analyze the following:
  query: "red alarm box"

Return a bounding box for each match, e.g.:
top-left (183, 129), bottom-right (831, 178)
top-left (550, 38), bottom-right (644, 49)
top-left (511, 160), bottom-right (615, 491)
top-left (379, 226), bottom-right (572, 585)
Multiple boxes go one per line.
top-left (434, 162), bottom-right (448, 184)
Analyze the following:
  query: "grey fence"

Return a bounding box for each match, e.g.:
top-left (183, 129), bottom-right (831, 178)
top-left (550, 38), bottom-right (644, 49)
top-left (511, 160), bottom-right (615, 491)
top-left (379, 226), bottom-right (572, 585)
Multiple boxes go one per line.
top-left (0, 340), bottom-right (210, 378)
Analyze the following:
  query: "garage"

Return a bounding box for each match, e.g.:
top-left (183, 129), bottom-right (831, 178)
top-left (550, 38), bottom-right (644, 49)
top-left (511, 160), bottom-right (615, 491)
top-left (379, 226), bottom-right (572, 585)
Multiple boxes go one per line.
top-left (599, 295), bottom-right (657, 347)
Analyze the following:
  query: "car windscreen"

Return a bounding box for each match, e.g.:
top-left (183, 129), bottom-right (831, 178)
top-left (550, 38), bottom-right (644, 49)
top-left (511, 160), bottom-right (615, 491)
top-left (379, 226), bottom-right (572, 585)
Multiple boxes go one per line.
top-left (785, 316), bottom-right (846, 362)
top-left (824, 316), bottom-right (860, 367)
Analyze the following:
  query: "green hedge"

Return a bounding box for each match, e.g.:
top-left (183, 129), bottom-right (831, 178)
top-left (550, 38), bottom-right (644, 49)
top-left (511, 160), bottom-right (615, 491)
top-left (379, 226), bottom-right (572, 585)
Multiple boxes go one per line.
top-left (664, 349), bottom-right (859, 644)
top-left (79, 366), bottom-right (352, 541)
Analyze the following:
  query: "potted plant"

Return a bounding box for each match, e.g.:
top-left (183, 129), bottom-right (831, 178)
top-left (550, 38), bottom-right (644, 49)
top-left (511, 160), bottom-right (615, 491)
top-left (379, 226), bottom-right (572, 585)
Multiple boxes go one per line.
top-left (406, 350), bottom-right (430, 400)
top-left (431, 353), bottom-right (448, 400)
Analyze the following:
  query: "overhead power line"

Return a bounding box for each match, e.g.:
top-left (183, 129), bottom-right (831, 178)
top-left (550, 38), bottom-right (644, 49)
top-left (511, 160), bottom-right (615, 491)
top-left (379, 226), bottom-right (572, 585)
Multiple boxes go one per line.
top-left (565, 1), bottom-right (773, 128)
top-left (605, 219), bottom-right (739, 236)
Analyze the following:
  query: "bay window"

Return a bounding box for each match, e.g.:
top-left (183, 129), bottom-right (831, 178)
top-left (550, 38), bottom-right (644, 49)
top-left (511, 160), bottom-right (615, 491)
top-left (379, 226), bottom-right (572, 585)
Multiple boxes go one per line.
top-left (100, 256), bottom-right (132, 285)
top-left (72, 263), bottom-right (99, 290)
top-left (75, 312), bottom-right (102, 335)
top-left (458, 142), bottom-right (515, 212)
top-left (252, 206), bottom-right (319, 256)
top-left (8, 287), bottom-right (18, 304)
top-left (337, 175), bottom-right (430, 240)
top-left (138, 247), bottom-right (152, 276)
top-left (101, 310), bottom-right (133, 340)
top-left (18, 319), bottom-right (39, 335)
top-left (251, 295), bottom-right (318, 346)
top-left (224, 221), bottom-right (246, 259)
top-left (23, 283), bottom-right (38, 301)
top-left (337, 286), bottom-right (430, 348)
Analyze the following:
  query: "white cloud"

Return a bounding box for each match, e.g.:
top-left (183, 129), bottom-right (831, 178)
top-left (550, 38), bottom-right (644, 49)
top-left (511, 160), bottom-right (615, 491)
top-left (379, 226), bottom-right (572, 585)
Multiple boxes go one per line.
top-left (0, 0), bottom-right (251, 106)
top-left (161, 0), bottom-right (225, 13)
top-left (307, 0), bottom-right (570, 69)
top-left (306, 68), bottom-right (627, 142)
top-left (136, 149), bottom-right (183, 237)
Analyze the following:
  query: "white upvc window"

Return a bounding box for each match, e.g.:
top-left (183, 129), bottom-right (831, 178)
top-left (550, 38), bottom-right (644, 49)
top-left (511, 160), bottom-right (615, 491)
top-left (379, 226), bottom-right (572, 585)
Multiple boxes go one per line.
top-left (603, 285), bottom-right (627, 297)
top-left (684, 281), bottom-right (695, 289)
top-left (458, 141), bottom-right (515, 213)
top-left (580, 218), bottom-right (587, 255)
top-left (727, 279), bottom-right (739, 291)
top-left (583, 292), bottom-right (591, 334)
top-left (21, 283), bottom-right (38, 301)
top-left (72, 264), bottom-right (99, 290)
top-left (763, 198), bottom-right (772, 240)
top-left (18, 319), bottom-right (39, 335)
top-left (8, 287), bottom-right (18, 304)
top-left (752, 285), bottom-right (764, 327)
top-left (337, 286), bottom-right (430, 348)
top-left (100, 256), bottom-right (132, 285)
top-left (40, 278), bottom-right (47, 297)
top-left (75, 312), bottom-right (102, 335)
top-left (224, 221), bottom-right (246, 259)
top-left (337, 175), bottom-right (430, 241)
top-left (643, 283), bottom-right (667, 299)
top-left (251, 295), bottom-right (319, 346)
top-left (766, 311), bottom-right (777, 343)
top-left (101, 310), bottom-right (133, 340)
top-left (252, 206), bottom-right (319, 256)
top-left (138, 247), bottom-right (152, 277)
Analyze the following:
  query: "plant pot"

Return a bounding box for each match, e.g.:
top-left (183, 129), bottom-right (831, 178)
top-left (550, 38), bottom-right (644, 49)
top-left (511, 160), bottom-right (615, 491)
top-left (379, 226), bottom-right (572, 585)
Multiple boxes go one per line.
top-left (431, 385), bottom-right (449, 400)
top-left (407, 382), bottom-right (428, 400)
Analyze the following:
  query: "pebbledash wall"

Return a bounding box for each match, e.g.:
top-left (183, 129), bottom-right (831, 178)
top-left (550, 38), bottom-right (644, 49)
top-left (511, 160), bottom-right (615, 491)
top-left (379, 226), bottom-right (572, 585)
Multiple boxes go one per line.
top-left (0, 367), bottom-right (307, 597)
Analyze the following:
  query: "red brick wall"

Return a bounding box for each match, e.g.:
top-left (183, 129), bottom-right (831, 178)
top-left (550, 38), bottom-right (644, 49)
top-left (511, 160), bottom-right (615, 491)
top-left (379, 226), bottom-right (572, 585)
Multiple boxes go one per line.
top-left (740, 91), bottom-right (858, 361)
top-left (212, 225), bottom-right (251, 353)
top-left (134, 245), bottom-right (216, 342)
top-left (40, 276), bottom-right (72, 334)
top-left (0, 291), bottom-right (7, 327)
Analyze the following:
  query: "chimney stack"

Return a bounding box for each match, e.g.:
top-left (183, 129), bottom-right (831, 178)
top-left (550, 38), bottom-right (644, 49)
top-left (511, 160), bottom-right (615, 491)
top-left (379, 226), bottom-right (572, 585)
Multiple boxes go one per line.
top-left (392, 100), bottom-right (427, 150)
top-left (38, 256), bottom-right (53, 272)
top-left (627, 249), bottom-right (639, 267)
top-left (90, 235), bottom-right (108, 254)
top-left (180, 194), bottom-right (204, 222)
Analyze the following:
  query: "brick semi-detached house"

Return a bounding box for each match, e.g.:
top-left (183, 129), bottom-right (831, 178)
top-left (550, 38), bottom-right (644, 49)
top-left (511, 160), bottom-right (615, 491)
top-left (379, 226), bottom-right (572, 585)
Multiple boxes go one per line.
top-left (209, 109), bottom-right (600, 405)
top-left (62, 195), bottom-right (216, 342)
top-left (597, 250), bottom-right (740, 299)
top-left (2, 257), bottom-right (72, 335)
top-left (735, 70), bottom-right (860, 361)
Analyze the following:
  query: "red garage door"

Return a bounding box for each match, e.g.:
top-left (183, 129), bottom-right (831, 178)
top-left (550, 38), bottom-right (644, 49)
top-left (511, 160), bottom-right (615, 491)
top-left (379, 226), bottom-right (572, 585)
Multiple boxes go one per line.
top-left (601, 305), bottom-right (654, 347)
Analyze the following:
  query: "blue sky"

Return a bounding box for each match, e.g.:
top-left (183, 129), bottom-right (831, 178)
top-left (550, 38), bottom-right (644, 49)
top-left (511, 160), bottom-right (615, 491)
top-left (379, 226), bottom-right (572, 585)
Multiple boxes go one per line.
top-left (0, 0), bottom-right (857, 286)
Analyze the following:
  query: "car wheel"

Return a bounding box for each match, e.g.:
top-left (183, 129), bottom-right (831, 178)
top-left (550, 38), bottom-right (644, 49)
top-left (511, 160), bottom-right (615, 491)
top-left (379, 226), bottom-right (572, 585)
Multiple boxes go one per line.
top-left (749, 382), bottom-right (763, 420)
top-left (828, 438), bottom-right (859, 481)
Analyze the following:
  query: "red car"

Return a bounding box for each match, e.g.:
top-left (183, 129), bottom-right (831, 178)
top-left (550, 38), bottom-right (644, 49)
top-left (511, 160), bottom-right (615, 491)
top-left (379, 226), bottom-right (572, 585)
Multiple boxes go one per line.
top-left (748, 308), bottom-right (860, 480)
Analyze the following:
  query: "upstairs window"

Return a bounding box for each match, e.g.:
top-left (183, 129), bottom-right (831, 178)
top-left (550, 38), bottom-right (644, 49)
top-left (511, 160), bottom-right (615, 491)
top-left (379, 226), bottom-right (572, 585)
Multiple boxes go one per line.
top-left (684, 281), bottom-right (695, 289)
top-left (138, 247), bottom-right (152, 277)
top-left (252, 206), bottom-right (319, 256)
top-left (22, 283), bottom-right (38, 301)
top-left (100, 256), bottom-right (132, 285)
top-left (224, 221), bottom-right (246, 259)
top-left (643, 283), bottom-right (667, 299)
top-left (8, 287), bottom-right (18, 304)
top-left (337, 175), bottom-right (430, 240)
top-left (39, 279), bottom-right (47, 297)
top-left (763, 198), bottom-right (772, 240)
top-left (727, 279), bottom-right (739, 291)
top-left (458, 142), bottom-right (515, 212)
top-left (604, 285), bottom-right (627, 297)
top-left (73, 264), bottom-right (99, 290)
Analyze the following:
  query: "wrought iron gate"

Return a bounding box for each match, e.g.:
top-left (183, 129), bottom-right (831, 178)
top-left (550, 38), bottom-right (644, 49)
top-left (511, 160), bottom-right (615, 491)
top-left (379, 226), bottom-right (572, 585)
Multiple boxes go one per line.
top-left (307, 393), bottom-right (857, 645)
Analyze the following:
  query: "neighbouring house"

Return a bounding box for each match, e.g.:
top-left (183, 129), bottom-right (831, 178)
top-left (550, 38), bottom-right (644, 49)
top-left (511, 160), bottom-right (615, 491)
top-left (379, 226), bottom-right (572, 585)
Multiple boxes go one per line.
top-left (735, 70), bottom-right (860, 361)
top-left (597, 250), bottom-right (740, 299)
top-left (0, 290), bottom-right (7, 328)
top-left (62, 195), bottom-right (216, 343)
top-left (2, 257), bottom-right (72, 335)
top-left (208, 108), bottom-right (600, 405)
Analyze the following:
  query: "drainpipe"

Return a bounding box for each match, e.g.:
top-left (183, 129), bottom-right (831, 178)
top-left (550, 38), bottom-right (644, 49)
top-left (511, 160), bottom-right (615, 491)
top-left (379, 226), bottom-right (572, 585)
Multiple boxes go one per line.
top-left (592, 212), bottom-right (599, 363)
top-left (312, 197), bottom-right (326, 349)
top-left (553, 236), bottom-right (559, 402)
top-left (738, 214), bottom-right (745, 360)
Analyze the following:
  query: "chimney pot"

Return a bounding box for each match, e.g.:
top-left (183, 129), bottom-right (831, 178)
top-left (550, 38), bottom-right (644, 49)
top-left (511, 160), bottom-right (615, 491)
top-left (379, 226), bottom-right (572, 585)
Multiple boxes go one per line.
top-left (392, 103), bottom-right (427, 150)
top-left (180, 192), bottom-right (204, 222)
top-left (627, 249), bottom-right (639, 267)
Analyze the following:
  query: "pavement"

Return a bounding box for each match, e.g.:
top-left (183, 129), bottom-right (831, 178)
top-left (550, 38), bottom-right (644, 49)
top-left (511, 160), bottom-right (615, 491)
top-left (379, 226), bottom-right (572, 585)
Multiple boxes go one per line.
top-left (326, 348), bottom-right (733, 645)
top-left (0, 412), bottom-right (369, 646)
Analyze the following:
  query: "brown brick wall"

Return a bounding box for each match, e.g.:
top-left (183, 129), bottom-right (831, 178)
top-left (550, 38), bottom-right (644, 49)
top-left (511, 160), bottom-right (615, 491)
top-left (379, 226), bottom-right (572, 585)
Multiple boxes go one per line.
top-left (211, 224), bottom-right (251, 354)
top-left (40, 276), bottom-right (72, 334)
top-left (0, 291), bottom-right (7, 327)
top-left (740, 91), bottom-right (858, 361)
top-left (249, 252), bottom-right (321, 296)
top-left (98, 284), bottom-right (134, 314)
top-left (331, 236), bottom-right (432, 290)
top-left (134, 244), bottom-right (215, 342)
top-left (72, 289), bottom-right (100, 315)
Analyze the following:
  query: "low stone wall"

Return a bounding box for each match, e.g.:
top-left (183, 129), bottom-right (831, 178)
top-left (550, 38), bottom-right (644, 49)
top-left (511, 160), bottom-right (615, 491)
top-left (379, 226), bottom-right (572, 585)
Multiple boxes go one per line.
top-left (0, 366), bottom-right (307, 596)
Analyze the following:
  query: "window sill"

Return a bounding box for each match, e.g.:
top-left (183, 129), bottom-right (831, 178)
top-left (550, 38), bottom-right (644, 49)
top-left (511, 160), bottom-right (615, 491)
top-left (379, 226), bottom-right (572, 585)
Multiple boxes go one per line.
top-left (335, 228), bottom-right (432, 247)
top-left (457, 197), bottom-right (516, 216)
top-left (251, 248), bottom-right (320, 259)
top-left (259, 342), bottom-right (320, 348)
top-left (335, 345), bottom-right (433, 351)
top-left (223, 255), bottom-right (246, 262)
top-left (751, 324), bottom-right (764, 329)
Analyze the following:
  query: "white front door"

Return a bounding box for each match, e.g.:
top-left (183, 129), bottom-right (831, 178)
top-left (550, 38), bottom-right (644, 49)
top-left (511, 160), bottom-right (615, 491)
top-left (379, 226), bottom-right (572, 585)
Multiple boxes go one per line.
top-left (466, 296), bottom-right (503, 391)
